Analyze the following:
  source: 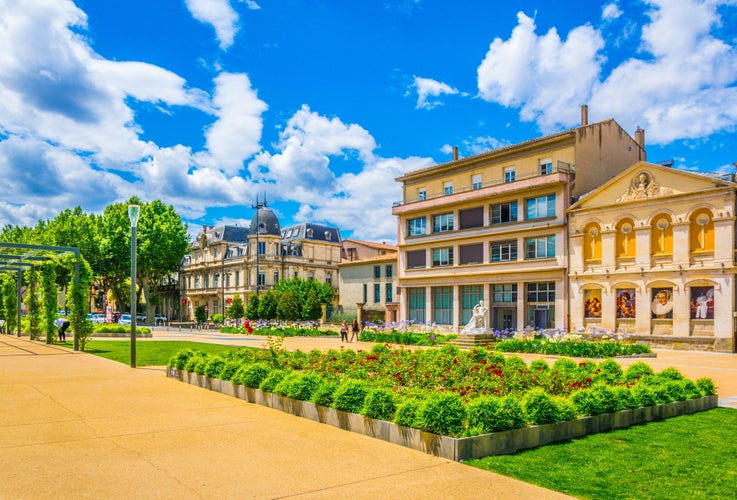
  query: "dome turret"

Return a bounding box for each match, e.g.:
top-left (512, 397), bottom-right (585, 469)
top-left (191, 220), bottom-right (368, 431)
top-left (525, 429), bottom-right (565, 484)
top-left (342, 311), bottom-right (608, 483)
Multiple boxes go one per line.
top-left (249, 206), bottom-right (281, 236)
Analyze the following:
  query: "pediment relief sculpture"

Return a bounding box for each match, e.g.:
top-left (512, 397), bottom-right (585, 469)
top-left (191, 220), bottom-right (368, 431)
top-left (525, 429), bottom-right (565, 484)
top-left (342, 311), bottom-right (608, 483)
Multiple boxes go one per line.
top-left (616, 171), bottom-right (673, 203)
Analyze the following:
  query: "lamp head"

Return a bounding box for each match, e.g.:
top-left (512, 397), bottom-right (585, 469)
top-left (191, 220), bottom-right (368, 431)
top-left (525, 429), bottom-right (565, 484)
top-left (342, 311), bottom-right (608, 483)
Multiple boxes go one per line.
top-left (128, 204), bottom-right (141, 228)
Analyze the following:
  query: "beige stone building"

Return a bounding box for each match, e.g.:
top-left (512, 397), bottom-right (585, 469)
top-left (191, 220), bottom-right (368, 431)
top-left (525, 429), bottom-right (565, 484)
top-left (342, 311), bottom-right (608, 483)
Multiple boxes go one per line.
top-left (179, 205), bottom-right (341, 320)
top-left (568, 161), bottom-right (737, 352)
top-left (392, 108), bottom-right (645, 333)
top-left (338, 239), bottom-right (398, 323)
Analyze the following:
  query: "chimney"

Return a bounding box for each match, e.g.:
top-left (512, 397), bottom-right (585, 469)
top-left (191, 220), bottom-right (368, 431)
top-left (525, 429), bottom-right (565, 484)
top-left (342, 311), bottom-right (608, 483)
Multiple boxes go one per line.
top-left (452, 146), bottom-right (458, 161)
top-left (580, 104), bottom-right (588, 126)
top-left (635, 127), bottom-right (645, 149)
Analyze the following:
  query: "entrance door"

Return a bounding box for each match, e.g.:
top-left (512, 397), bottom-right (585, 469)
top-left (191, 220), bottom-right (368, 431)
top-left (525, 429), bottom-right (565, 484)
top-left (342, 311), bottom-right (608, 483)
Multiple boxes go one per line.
top-left (534, 308), bottom-right (548, 330)
top-left (493, 307), bottom-right (516, 332)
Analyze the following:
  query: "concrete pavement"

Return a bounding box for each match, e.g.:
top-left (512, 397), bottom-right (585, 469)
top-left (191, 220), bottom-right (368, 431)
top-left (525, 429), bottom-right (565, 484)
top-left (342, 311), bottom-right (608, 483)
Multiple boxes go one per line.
top-left (0, 334), bottom-right (573, 500)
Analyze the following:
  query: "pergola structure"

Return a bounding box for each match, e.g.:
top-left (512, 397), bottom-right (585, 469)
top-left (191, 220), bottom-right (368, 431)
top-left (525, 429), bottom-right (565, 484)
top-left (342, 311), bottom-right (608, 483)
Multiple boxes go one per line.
top-left (0, 242), bottom-right (80, 349)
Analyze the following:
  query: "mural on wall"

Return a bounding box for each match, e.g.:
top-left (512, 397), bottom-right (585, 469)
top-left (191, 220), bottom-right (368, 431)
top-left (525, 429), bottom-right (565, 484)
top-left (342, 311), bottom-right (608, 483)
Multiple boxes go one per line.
top-left (651, 287), bottom-right (674, 319)
top-left (584, 289), bottom-right (602, 318)
top-left (616, 289), bottom-right (636, 318)
top-left (690, 286), bottom-right (714, 320)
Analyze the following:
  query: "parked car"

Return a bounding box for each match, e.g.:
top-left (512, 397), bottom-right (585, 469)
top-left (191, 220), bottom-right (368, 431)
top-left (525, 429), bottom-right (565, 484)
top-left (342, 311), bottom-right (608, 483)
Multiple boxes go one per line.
top-left (136, 313), bottom-right (146, 323)
top-left (155, 315), bottom-right (167, 325)
top-left (86, 313), bottom-right (105, 324)
top-left (119, 314), bottom-right (131, 325)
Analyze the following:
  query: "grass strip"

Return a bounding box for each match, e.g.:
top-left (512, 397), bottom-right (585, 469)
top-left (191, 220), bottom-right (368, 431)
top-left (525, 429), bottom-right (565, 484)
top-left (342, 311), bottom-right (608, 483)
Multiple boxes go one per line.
top-left (56, 340), bottom-right (243, 366)
top-left (467, 407), bottom-right (737, 499)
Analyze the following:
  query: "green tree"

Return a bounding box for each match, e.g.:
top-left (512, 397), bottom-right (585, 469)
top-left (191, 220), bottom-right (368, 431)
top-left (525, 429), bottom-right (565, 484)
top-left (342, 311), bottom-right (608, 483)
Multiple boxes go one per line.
top-left (302, 289), bottom-right (322, 321)
top-left (226, 294), bottom-right (245, 325)
top-left (25, 268), bottom-right (41, 340)
top-left (276, 290), bottom-right (301, 321)
top-left (99, 199), bottom-right (189, 320)
top-left (41, 262), bottom-right (57, 344)
top-left (1, 274), bottom-right (17, 333)
top-left (258, 291), bottom-right (278, 320)
top-left (194, 305), bottom-right (207, 324)
top-left (245, 294), bottom-right (260, 320)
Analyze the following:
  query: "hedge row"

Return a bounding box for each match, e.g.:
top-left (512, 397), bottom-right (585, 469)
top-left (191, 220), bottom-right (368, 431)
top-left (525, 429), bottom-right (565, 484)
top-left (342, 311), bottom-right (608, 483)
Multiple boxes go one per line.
top-left (169, 344), bottom-right (715, 437)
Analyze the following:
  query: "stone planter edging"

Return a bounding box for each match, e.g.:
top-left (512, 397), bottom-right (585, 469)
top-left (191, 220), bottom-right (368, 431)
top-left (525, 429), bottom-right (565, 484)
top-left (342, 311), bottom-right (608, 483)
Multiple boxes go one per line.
top-left (166, 367), bottom-right (718, 461)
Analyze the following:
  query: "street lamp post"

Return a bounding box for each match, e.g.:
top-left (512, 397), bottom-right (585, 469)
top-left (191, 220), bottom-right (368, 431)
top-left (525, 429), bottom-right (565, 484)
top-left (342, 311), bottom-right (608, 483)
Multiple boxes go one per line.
top-left (128, 204), bottom-right (140, 369)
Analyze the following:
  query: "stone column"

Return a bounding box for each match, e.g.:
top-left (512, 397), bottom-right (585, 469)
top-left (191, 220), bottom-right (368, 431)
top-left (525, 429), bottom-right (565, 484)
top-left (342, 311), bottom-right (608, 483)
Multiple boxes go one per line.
top-left (320, 304), bottom-right (327, 325)
top-left (356, 302), bottom-right (364, 325)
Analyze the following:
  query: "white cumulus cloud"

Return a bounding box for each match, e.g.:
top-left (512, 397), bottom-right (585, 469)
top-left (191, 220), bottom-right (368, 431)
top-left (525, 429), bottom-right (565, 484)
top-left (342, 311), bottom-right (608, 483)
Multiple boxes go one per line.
top-left (412, 76), bottom-right (464, 110)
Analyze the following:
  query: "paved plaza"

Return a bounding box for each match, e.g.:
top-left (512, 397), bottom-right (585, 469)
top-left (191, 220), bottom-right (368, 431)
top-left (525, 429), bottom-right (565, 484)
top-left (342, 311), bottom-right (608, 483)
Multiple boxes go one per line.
top-left (2, 330), bottom-right (736, 499)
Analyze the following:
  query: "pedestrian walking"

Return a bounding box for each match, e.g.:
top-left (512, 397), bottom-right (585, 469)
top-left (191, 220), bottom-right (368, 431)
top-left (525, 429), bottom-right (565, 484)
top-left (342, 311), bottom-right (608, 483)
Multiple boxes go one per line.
top-left (349, 319), bottom-right (360, 342)
top-left (340, 320), bottom-right (348, 342)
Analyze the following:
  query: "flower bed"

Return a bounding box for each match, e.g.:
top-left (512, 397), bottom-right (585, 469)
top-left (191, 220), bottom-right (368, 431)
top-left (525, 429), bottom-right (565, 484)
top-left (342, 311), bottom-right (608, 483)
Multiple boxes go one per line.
top-left (220, 320), bottom-right (337, 337)
top-left (494, 339), bottom-right (652, 357)
top-left (168, 342), bottom-right (715, 445)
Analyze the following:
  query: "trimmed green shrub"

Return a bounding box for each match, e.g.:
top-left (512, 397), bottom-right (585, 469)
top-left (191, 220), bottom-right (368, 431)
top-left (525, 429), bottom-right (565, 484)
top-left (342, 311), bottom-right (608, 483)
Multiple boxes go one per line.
top-left (467, 395), bottom-right (501, 434)
top-left (259, 369), bottom-right (288, 393)
top-left (696, 377), bottom-right (716, 396)
top-left (333, 380), bottom-right (369, 413)
top-left (681, 380), bottom-right (702, 400)
top-left (276, 371), bottom-right (323, 401)
top-left (203, 356), bottom-right (226, 378)
top-left (362, 387), bottom-right (397, 421)
top-left (415, 393), bottom-right (467, 436)
top-left (571, 387), bottom-right (605, 416)
top-left (553, 395), bottom-right (577, 421)
top-left (169, 349), bottom-right (195, 370)
top-left (503, 356), bottom-right (533, 393)
top-left (625, 361), bottom-right (655, 382)
top-left (394, 399), bottom-right (422, 427)
top-left (183, 351), bottom-right (207, 372)
top-left (612, 385), bottom-right (637, 410)
top-left (594, 359), bottom-right (624, 385)
top-left (273, 372), bottom-right (302, 397)
top-left (590, 384), bottom-right (619, 414)
top-left (657, 366), bottom-right (685, 382)
top-left (311, 380), bottom-right (338, 407)
top-left (220, 360), bottom-right (241, 382)
top-left (521, 387), bottom-right (561, 425)
top-left (233, 362), bottom-right (270, 388)
top-left (631, 384), bottom-right (658, 407)
top-left (495, 395), bottom-right (527, 431)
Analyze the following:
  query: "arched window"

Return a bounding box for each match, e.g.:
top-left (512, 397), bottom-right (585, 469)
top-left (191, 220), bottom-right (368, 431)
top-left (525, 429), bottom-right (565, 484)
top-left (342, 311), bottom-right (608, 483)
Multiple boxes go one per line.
top-left (583, 223), bottom-right (602, 261)
top-left (690, 209), bottom-right (714, 253)
top-left (616, 218), bottom-right (636, 259)
top-left (651, 214), bottom-right (673, 255)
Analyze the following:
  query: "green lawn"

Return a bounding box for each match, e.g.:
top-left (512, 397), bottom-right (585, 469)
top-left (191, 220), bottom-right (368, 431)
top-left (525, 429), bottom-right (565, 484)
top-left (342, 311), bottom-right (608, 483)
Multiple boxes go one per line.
top-left (62, 339), bottom-right (737, 499)
top-left (468, 407), bottom-right (737, 499)
top-left (57, 340), bottom-right (242, 366)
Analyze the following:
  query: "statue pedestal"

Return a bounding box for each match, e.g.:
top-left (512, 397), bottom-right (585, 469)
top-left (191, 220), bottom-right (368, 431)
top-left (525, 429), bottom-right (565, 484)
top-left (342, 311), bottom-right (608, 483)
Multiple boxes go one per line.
top-left (451, 333), bottom-right (498, 349)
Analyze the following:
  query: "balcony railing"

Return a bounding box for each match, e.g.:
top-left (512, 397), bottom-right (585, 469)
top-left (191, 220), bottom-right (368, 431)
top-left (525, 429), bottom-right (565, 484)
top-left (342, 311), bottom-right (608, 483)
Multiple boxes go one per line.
top-left (393, 161), bottom-right (572, 207)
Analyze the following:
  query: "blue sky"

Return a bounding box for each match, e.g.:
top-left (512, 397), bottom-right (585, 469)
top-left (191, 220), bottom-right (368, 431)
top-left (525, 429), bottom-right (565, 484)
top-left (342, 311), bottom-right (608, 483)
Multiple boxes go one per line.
top-left (1, 0), bottom-right (736, 243)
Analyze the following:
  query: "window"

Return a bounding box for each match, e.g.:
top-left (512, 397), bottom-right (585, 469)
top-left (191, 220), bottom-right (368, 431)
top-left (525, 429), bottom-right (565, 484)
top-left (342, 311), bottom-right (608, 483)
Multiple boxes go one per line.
top-left (274, 243), bottom-right (280, 255)
top-left (491, 240), bottom-right (518, 262)
top-left (418, 188), bottom-right (426, 201)
top-left (363, 284), bottom-right (367, 303)
top-left (690, 209), bottom-right (714, 253)
top-left (433, 286), bottom-right (453, 325)
top-left (386, 283), bottom-right (393, 302)
top-left (325, 273), bottom-right (331, 286)
top-left (493, 284), bottom-right (517, 303)
top-left (444, 181), bottom-right (453, 195)
top-left (324, 231), bottom-right (332, 241)
top-left (408, 217), bottom-right (427, 236)
top-left (526, 195), bottom-right (555, 219)
top-left (257, 270), bottom-right (265, 286)
top-left (374, 284), bottom-right (381, 303)
top-left (235, 271), bottom-right (239, 287)
top-left (257, 242), bottom-right (265, 255)
top-left (616, 219), bottom-right (636, 258)
top-left (374, 265), bottom-right (381, 278)
top-left (406, 250), bottom-right (426, 269)
top-left (651, 214), bottom-right (673, 255)
top-left (385, 264), bottom-right (393, 278)
top-left (525, 236), bottom-right (555, 259)
top-left (459, 206), bottom-right (484, 229)
top-left (433, 213), bottom-right (454, 233)
top-left (432, 247), bottom-right (454, 267)
top-left (273, 271), bottom-right (279, 284)
top-left (204, 275), bottom-right (209, 288)
top-left (539, 158), bottom-right (552, 175)
top-left (194, 276), bottom-right (200, 289)
top-left (491, 201), bottom-right (518, 224)
top-left (527, 282), bottom-right (555, 303)
top-left (472, 174), bottom-right (483, 190)
top-left (214, 274), bottom-right (219, 288)
top-left (408, 288), bottom-right (426, 323)
top-left (583, 223), bottom-right (602, 261)
top-left (504, 167), bottom-right (516, 183)
top-left (459, 243), bottom-right (483, 265)
top-left (306, 228), bottom-right (313, 237)
top-left (461, 285), bottom-right (483, 325)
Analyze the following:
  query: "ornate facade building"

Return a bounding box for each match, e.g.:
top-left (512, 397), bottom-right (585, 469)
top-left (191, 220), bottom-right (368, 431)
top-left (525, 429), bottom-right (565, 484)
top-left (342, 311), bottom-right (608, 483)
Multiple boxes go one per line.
top-left (178, 204), bottom-right (341, 320)
top-left (392, 107), bottom-right (645, 333)
top-left (338, 239), bottom-right (398, 323)
top-left (568, 161), bottom-right (737, 352)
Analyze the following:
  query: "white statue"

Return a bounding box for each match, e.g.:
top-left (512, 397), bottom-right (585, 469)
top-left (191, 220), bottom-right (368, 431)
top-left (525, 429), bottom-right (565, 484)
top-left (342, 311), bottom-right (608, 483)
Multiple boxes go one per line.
top-left (461, 300), bottom-right (490, 334)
